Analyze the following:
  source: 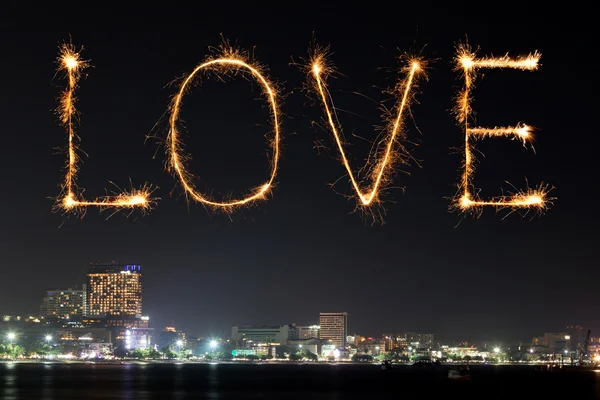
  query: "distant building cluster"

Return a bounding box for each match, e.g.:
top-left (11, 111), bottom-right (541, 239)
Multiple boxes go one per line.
top-left (229, 312), bottom-right (436, 360)
top-left (1, 261), bottom-right (152, 358)
top-left (1, 264), bottom-right (596, 364)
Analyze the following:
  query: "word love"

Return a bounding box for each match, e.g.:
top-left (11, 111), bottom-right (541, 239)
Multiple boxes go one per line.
top-left (54, 41), bottom-right (551, 221)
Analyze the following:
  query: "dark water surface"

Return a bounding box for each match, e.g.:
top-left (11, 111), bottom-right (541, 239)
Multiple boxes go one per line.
top-left (1, 362), bottom-right (600, 399)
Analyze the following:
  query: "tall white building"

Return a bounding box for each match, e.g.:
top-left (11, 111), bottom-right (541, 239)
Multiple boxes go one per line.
top-left (40, 286), bottom-right (87, 319)
top-left (319, 312), bottom-right (348, 348)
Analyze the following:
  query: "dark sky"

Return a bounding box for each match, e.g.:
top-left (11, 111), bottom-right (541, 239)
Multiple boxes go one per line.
top-left (0, 6), bottom-right (595, 344)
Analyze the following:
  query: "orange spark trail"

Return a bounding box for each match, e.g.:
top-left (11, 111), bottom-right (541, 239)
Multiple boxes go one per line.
top-left (167, 47), bottom-right (281, 209)
top-left (55, 43), bottom-right (154, 216)
top-left (454, 44), bottom-right (551, 215)
top-left (310, 51), bottom-right (422, 207)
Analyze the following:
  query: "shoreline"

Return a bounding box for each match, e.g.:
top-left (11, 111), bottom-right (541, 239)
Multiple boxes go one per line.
top-left (0, 360), bottom-right (588, 368)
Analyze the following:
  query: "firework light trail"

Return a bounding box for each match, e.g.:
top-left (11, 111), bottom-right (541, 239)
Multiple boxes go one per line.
top-left (167, 45), bottom-right (281, 210)
top-left (309, 49), bottom-right (424, 213)
top-left (55, 43), bottom-right (154, 217)
top-left (453, 43), bottom-right (551, 216)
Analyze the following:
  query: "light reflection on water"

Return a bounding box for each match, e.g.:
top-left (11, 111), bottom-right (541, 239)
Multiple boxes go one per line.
top-left (1, 362), bottom-right (598, 399)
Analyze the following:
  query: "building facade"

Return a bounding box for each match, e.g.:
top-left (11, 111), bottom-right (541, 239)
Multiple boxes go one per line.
top-left (289, 324), bottom-right (320, 340)
top-left (357, 339), bottom-right (385, 355)
top-left (87, 262), bottom-right (142, 317)
top-left (232, 325), bottom-right (290, 347)
top-left (157, 326), bottom-right (187, 350)
top-left (298, 325), bottom-right (320, 339)
top-left (319, 312), bottom-right (348, 348)
top-left (40, 286), bottom-right (87, 319)
top-left (383, 334), bottom-right (409, 351)
top-left (532, 333), bottom-right (571, 350)
top-left (404, 332), bottom-right (434, 348)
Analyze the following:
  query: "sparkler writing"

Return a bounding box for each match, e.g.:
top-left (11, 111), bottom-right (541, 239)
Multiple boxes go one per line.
top-left (50, 39), bottom-right (553, 223)
top-left (55, 43), bottom-right (154, 217)
top-left (167, 46), bottom-right (281, 210)
top-left (309, 49), bottom-right (424, 211)
top-left (453, 44), bottom-right (551, 216)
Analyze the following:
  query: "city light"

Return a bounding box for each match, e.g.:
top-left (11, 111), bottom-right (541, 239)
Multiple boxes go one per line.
top-left (493, 347), bottom-right (500, 353)
top-left (176, 340), bottom-right (183, 347)
top-left (210, 340), bottom-right (218, 349)
top-left (7, 332), bottom-right (16, 341)
top-left (45, 335), bottom-right (52, 342)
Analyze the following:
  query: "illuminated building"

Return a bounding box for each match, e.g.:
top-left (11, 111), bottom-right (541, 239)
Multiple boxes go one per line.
top-left (298, 325), bottom-right (320, 339)
top-left (383, 334), bottom-right (408, 351)
top-left (288, 324), bottom-right (320, 340)
top-left (56, 327), bottom-right (112, 344)
top-left (532, 333), bottom-right (571, 350)
top-left (40, 286), bottom-right (87, 319)
top-left (404, 332), bottom-right (434, 348)
top-left (232, 325), bottom-right (290, 347)
top-left (158, 326), bottom-right (187, 349)
top-left (232, 348), bottom-right (270, 357)
top-left (357, 338), bottom-right (385, 355)
top-left (87, 262), bottom-right (142, 317)
top-left (319, 312), bottom-right (348, 348)
top-left (117, 328), bottom-right (153, 350)
top-left (352, 334), bottom-right (365, 347)
top-left (565, 325), bottom-right (584, 351)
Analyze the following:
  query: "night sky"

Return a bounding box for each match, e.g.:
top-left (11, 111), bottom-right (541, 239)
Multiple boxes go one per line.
top-left (0, 7), bottom-right (594, 343)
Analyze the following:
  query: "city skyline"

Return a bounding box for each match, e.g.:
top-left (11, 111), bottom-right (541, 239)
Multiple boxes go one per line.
top-left (0, 7), bottom-right (595, 343)
top-left (25, 268), bottom-right (595, 345)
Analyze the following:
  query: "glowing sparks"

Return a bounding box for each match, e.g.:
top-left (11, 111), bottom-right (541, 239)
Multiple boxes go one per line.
top-left (453, 44), bottom-right (551, 216)
top-left (467, 124), bottom-right (532, 142)
top-left (55, 43), bottom-right (154, 216)
top-left (309, 49), bottom-right (424, 209)
top-left (167, 45), bottom-right (281, 209)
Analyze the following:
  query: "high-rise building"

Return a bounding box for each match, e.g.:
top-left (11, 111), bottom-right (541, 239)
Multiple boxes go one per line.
top-left (319, 312), bottom-right (348, 348)
top-left (40, 286), bottom-right (87, 319)
top-left (231, 325), bottom-right (290, 347)
top-left (404, 332), bottom-right (434, 348)
top-left (87, 262), bottom-right (142, 317)
top-left (565, 325), bottom-right (584, 351)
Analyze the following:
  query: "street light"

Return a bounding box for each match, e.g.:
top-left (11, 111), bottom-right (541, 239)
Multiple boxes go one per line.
top-left (7, 332), bottom-right (16, 344)
top-left (175, 340), bottom-right (183, 357)
top-left (493, 347), bottom-right (500, 353)
top-left (210, 340), bottom-right (218, 350)
top-left (45, 335), bottom-right (52, 343)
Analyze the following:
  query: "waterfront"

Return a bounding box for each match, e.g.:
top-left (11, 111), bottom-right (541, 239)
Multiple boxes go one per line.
top-left (1, 362), bottom-right (600, 399)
